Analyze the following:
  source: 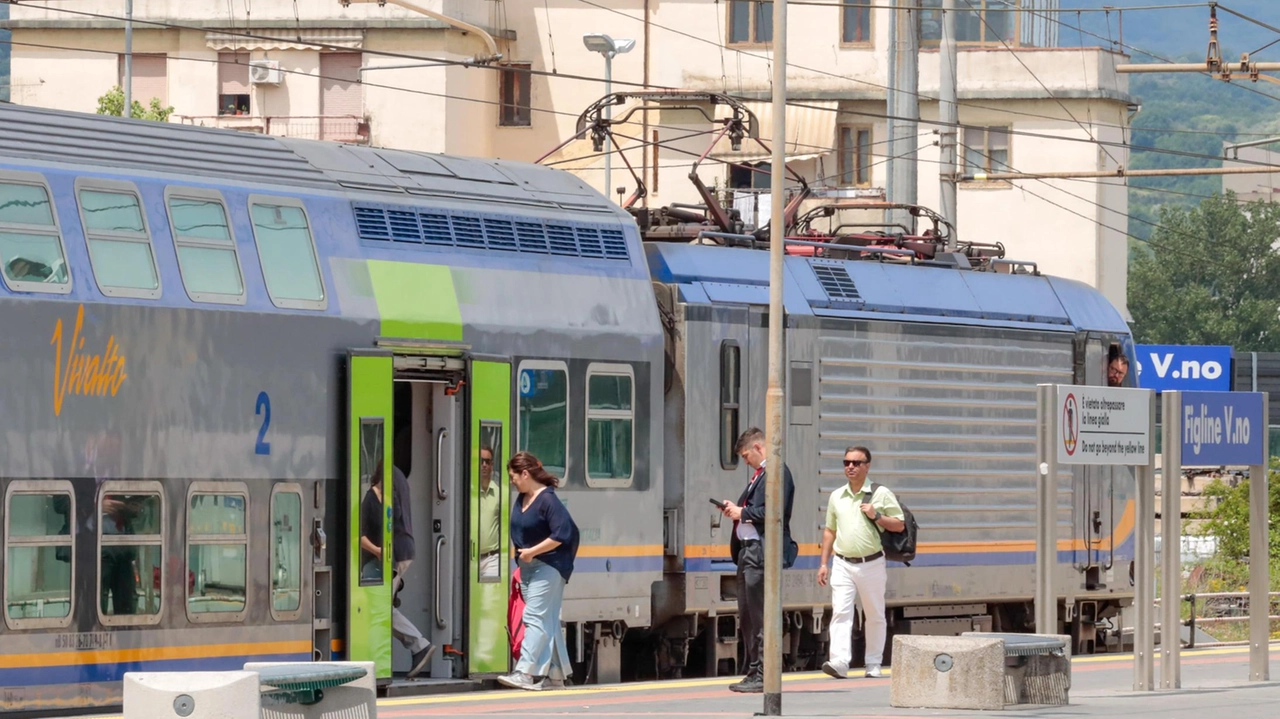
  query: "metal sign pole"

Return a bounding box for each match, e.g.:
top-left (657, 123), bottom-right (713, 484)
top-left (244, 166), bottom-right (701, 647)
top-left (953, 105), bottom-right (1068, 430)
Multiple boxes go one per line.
top-left (1035, 384), bottom-right (1057, 635)
top-left (1160, 390), bottom-right (1182, 689)
top-left (1249, 395), bottom-right (1270, 681)
top-left (1134, 390), bottom-right (1156, 692)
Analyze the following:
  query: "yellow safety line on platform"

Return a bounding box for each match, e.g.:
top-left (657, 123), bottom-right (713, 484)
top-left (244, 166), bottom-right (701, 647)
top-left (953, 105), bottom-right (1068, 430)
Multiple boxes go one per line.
top-left (70, 642), bottom-right (1280, 718)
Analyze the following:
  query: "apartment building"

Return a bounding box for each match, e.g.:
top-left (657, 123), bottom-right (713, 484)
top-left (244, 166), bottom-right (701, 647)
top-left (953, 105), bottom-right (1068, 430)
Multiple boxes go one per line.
top-left (4, 0), bottom-right (1135, 314)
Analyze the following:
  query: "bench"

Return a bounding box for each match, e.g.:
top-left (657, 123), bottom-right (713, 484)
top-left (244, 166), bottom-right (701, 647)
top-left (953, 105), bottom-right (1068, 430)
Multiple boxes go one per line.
top-left (123, 661), bottom-right (375, 719)
top-left (890, 633), bottom-right (1071, 711)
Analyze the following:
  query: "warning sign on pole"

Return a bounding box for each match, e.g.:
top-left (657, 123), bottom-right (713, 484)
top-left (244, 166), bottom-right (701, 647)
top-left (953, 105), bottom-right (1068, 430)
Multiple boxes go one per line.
top-left (1056, 384), bottom-right (1152, 466)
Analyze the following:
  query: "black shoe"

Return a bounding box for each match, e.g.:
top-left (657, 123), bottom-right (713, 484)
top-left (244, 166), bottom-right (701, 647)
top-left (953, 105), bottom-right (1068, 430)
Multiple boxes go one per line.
top-left (729, 676), bottom-right (763, 693)
top-left (407, 643), bottom-right (437, 679)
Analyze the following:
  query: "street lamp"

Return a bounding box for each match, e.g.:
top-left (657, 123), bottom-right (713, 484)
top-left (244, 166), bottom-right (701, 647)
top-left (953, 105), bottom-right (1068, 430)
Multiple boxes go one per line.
top-left (582, 33), bottom-right (635, 201)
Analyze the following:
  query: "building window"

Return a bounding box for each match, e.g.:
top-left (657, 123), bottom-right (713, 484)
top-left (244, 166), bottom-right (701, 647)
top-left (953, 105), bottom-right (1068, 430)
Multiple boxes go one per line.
top-left (187, 487), bottom-right (248, 620)
top-left (0, 175), bottom-right (71, 293)
top-left (841, 0), bottom-right (872, 44)
top-left (76, 180), bottom-right (161, 299)
top-left (98, 484), bottom-right (164, 624)
top-left (167, 189), bottom-right (245, 304)
top-left (517, 361), bottom-right (568, 478)
top-left (585, 363), bottom-right (635, 488)
top-left (270, 485), bottom-right (304, 619)
top-left (117, 53), bottom-right (169, 106)
top-left (920, 0), bottom-right (1018, 46)
top-left (218, 52), bottom-right (250, 116)
top-left (4, 483), bottom-right (74, 629)
top-left (719, 341), bottom-right (741, 470)
top-left (838, 126), bottom-right (873, 186)
top-left (248, 196), bottom-right (326, 309)
top-left (499, 63), bottom-right (531, 127)
top-left (728, 0), bottom-right (773, 45)
top-left (963, 125), bottom-right (1011, 176)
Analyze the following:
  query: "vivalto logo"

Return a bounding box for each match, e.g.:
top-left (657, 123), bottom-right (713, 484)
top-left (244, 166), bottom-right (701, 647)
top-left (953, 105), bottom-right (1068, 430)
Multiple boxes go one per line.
top-left (50, 304), bottom-right (128, 417)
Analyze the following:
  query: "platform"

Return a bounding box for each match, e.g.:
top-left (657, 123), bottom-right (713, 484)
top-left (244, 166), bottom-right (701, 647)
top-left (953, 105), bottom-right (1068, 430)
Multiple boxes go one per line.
top-left (61, 643), bottom-right (1280, 719)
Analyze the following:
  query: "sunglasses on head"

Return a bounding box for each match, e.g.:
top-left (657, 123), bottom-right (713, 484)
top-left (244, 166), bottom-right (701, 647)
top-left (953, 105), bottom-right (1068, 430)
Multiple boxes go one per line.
top-left (843, 459), bottom-right (868, 467)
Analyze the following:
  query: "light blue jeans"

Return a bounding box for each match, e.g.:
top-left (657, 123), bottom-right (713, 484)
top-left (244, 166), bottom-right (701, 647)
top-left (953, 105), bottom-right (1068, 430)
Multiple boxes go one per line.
top-left (516, 558), bottom-right (572, 680)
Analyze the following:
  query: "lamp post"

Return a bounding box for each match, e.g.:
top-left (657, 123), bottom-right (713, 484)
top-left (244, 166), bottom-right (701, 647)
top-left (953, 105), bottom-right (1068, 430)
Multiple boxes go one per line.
top-left (583, 33), bottom-right (635, 200)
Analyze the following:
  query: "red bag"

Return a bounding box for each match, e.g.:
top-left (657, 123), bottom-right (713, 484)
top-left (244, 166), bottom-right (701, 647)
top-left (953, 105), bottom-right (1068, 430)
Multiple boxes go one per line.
top-left (507, 566), bottom-right (526, 663)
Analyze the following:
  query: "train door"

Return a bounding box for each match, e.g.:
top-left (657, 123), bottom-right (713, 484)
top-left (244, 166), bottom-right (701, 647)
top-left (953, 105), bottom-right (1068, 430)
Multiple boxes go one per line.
top-left (345, 350), bottom-right (395, 680)
top-left (468, 360), bottom-right (512, 675)
top-left (1072, 334), bottom-right (1119, 588)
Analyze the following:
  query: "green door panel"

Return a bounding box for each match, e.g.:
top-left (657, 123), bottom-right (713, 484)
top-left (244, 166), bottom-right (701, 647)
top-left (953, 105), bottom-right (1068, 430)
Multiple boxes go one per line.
top-left (469, 360), bottom-right (511, 674)
top-left (346, 351), bottom-right (394, 680)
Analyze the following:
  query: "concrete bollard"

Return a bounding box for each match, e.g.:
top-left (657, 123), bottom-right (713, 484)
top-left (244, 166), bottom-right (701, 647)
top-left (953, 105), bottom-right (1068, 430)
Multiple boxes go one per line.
top-left (123, 670), bottom-right (260, 719)
top-left (889, 635), bottom-right (1005, 711)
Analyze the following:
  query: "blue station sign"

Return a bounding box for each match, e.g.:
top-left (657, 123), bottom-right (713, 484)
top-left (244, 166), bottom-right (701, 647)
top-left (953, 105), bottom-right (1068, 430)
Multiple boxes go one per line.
top-left (1135, 344), bottom-right (1233, 393)
top-left (1180, 391), bottom-right (1266, 466)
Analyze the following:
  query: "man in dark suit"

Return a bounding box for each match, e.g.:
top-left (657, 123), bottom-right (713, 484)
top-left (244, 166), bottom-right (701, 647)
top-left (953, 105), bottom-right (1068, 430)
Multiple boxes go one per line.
top-left (718, 427), bottom-right (796, 693)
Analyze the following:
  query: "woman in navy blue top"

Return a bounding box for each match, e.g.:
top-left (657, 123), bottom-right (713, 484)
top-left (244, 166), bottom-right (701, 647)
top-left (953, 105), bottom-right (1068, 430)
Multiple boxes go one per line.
top-left (497, 452), bottom-right (579, 691)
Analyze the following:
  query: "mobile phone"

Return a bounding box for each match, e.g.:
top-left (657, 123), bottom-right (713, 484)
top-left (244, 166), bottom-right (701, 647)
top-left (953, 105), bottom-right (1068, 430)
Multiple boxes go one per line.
top-left (709, 498), bottom-right (727, 509)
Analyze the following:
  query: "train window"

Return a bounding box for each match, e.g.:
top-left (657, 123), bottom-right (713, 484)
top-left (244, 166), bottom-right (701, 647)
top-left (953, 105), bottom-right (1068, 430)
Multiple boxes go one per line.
top-left (186, 484), bottom-right (249, 622)
top-left (477, 423), bottom-right (503, 582)
top-left (270, 484), bottom-right (304, 621)
top-left (0, 175), bottom-right (72, 294)
top-left (720, 341), bottom-right (741, 470)
top-left (517, 361), bottom-right (569, 478)
top-left (4, 482), bottom-right (74, 630)
top-left (585, 363), bottom-right (635, 488)
top-left (98, 483), bottom-right (164, 625)
top-left (248, 196), bottom-right (326, 310)
top-left (165, 189), bottom-right (246, 305)
top-left (76, 180), bottom-right (162, 299)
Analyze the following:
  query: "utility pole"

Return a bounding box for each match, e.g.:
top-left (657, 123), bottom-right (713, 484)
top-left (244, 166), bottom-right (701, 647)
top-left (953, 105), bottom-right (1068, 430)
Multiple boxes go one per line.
top-left (124, 0), bottom-right (133, 116)
top-left (888, 0), bottom-right (919, 232)
top-left (938, 0), bottom-right (958, 250)
top-left (762, 0), bottom-right (787, 714)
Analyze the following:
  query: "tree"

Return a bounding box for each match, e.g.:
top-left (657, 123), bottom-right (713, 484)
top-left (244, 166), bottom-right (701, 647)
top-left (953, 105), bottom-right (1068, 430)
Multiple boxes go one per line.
top-left (1128, 192), bottom-right (1280, 351)
top-left (95, 85), bottom-right (174, 122)
top-left (1194, 461), bottom-right (1280, 563)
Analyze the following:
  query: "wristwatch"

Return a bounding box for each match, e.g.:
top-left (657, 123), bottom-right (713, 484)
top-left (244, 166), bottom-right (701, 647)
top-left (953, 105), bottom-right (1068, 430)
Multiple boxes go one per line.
top-left (872, 511), bottom-right (882, 521)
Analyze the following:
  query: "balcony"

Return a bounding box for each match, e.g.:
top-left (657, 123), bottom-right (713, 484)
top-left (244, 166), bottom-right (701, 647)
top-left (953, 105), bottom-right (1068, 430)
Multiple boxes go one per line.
top-left (173, 115), bottom-right (370, 145)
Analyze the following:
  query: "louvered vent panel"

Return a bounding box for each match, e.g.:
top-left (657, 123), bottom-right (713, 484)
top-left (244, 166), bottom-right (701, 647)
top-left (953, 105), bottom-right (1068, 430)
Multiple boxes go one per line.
top-left (354, 207), bottom-right (391, 240)
top-left (545, 225), bottom-right (578, 256)
top-left (419, 213), bottom-right (453, 246)
top-left (515, 222), bottom-right (549, 253)
top-left (812, 264), bottom-right (862, 301)
top-left (387, 210), bottom-right (421, 242)
top-left (483, 218), bottom-right (518, 252)
top-left (452, 216), bottom-right (485, 248)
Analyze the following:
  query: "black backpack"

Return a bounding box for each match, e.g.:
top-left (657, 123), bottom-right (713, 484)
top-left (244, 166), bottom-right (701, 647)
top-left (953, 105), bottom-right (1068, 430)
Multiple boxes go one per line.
top-left (863, 482), bottom-right (918, 566)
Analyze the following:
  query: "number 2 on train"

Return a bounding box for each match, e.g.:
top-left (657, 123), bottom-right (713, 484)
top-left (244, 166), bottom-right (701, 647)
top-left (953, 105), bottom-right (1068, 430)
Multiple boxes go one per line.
top-left (255, 391), bottom-right (272, 455)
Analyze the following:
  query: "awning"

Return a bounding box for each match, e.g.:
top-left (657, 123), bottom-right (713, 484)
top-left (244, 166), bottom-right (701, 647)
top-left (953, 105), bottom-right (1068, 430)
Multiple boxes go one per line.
top-left (710, 100), bottom-right (838, 164)
top-left (206, 29), bottom-right (365, 51)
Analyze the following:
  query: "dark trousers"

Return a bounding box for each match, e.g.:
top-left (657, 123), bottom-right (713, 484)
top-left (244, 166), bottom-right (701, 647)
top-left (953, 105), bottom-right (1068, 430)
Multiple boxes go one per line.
top-left (736, 540), bottom-right (765, 678)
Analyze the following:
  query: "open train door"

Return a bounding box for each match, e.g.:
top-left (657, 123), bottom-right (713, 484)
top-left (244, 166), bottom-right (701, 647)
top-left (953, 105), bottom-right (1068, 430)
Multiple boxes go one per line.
top-left (468, 359), bottom-right (512, 675)
top-left (346, 350), bottom-right (394, 681)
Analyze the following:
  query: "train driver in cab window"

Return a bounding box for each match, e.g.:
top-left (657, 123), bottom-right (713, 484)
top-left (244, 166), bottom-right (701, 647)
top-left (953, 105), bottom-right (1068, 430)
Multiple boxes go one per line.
top-left (1107, 346), bottom-right (1130, 388)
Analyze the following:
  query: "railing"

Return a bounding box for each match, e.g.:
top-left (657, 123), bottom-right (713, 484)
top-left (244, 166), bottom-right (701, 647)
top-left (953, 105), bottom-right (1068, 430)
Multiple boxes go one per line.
top-left (1141, 591), bottom-right (1280, 648)
top-left (173, 115), bottom-right (370, 144)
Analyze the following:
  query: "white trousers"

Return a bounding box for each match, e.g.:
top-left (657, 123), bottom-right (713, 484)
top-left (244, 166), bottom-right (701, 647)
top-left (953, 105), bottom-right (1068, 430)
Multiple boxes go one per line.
top-left (828, 555), bottom-right (888, 668)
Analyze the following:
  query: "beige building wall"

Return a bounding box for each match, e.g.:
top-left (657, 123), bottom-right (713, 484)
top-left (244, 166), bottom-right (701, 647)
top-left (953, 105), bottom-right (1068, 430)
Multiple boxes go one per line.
top-left (4, 0), bottom-right (1133, 314)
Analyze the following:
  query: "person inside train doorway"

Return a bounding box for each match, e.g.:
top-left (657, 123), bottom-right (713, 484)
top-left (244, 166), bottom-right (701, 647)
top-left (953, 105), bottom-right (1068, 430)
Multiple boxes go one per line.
top-left (497, 452), bottom-right (580, 692)
top-left (817, 446), bottom-right (905, 680)
top-left (360, 453), bottom-right (436, 679)
top-left (478, 446), bottom-right (502, 579)
top-left (718, 427), bottom-right (796, 694)
top-left (1107, 346), bottom-right (1130, 387)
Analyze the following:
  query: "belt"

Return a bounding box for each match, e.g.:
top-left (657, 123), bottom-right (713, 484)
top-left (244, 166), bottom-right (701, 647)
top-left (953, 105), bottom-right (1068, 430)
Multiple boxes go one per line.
top-left (481, 550), bottom-right (500, 558)
top-left (836, 550), bottom-right (883, 564)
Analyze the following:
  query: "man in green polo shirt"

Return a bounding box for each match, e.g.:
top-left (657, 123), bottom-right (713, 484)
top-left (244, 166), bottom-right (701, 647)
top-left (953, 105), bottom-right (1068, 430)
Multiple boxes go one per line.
top-left (478, 446), bottom-right (502, 578)
top-left (818, 446), bottom-right (904, 679)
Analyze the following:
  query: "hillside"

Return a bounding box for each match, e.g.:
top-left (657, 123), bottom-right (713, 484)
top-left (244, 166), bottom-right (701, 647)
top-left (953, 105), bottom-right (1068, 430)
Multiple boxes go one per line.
top-left (1060, 0), bottom-right (1277, 60)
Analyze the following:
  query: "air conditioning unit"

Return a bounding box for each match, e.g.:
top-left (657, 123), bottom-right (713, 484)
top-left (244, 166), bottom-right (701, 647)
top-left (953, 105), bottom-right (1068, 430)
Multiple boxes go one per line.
top-left (249, 60), bottom-right (282, 85)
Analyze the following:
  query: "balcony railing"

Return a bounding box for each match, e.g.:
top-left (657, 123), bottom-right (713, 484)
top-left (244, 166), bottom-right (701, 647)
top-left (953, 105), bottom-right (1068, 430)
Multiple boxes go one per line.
top-left (173, 115), bottom-right (370, 144)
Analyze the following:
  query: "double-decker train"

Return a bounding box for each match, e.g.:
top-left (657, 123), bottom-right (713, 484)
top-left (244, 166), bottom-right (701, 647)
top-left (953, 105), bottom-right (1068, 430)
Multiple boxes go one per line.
top-left (0, 101), bottom-right (1136, 715)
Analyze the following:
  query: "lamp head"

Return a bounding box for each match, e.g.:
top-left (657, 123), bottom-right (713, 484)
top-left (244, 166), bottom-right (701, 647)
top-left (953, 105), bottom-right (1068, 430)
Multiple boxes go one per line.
top-left (583, 33), bottom-right (636, 58)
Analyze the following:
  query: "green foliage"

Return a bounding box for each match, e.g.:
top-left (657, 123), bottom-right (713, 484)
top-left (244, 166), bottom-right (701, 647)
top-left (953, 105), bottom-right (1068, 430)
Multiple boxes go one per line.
top-left (95, 86), bottom-right (174, 123)
top-left (1127, 192), bottom-right (1280, 350)
top-left (1193, 461), bottom-right (1280, 563)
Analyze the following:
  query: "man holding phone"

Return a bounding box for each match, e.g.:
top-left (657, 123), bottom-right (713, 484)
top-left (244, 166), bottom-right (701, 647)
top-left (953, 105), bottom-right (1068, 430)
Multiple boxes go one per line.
top-left (717, 427), bottom-right (795, 693)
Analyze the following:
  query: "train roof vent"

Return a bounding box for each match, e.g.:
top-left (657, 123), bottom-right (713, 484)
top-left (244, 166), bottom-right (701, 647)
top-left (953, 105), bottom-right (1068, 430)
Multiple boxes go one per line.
top-left (812, 263), bottom-right (862, 301)
top-left (353, 204), bottom-right (630, 261)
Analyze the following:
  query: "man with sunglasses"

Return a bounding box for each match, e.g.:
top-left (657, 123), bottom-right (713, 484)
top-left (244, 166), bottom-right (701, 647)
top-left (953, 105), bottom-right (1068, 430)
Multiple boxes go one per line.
top-left (818, 446), bottom-right (904, 680)
top-left (478, 446), bottom-right (502, 578)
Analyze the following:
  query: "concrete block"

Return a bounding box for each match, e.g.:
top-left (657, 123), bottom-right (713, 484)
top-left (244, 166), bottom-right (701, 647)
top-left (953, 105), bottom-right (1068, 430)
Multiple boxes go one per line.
top-left (889, 635), bottom-right (1005, 711)
top-left (123, 670), bottom-right (260, 719)
top-left (964, 632), bottom-right (1071, 706)
top-left (246, 661), bottom-right (377, 719)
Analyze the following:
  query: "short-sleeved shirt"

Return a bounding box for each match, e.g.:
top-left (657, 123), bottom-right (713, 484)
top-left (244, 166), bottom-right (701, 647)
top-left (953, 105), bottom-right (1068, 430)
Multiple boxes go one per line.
top-left (826, 481), bottom-right (905, 559)
top-left (360, 487), bottom-right (383, 559)
top-left (479, 480), bottom-right (501, 555)
top-left (511, 488), bottom-right (579, 583)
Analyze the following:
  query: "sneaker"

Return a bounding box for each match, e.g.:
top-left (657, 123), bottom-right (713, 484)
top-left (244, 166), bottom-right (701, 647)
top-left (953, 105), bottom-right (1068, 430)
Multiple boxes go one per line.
top-left (822, 661), bottom-right (848, 679)
top-left (864, 664), bottom-right (883, 678)
top-left (538, 677), bottom-right (568, 690)
top-left (729, 675), bottom-right (763, 693)
top-left (407, 643), bottom-right (437, 679)
top-left (497, 671), bottom-right (542, 691)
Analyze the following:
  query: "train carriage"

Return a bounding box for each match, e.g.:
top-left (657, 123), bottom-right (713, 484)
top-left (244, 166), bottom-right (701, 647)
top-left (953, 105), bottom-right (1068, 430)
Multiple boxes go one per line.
top-left (0, 101), bottom-right (1137, 715)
